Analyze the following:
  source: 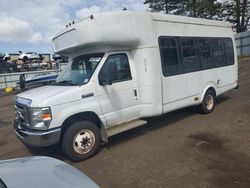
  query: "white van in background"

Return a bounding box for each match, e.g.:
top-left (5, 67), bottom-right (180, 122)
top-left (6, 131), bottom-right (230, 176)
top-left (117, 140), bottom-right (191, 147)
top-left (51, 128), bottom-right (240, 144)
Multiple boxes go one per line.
top-left (13, 11), bottom-right (238, 161)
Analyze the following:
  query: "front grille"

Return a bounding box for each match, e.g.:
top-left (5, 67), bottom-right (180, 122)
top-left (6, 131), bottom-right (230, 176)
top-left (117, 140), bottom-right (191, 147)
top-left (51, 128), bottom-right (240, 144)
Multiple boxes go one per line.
top-left (15, 103), bottom-right (24, 120)
top-left (14, 103), bottom-right (29, 127)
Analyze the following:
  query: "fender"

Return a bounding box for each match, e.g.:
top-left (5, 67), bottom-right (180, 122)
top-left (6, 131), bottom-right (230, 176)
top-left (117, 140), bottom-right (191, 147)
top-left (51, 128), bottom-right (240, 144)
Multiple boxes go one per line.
top-left (61, 111), bottom-right (108, 143)
top-left (200, 81), bottom-right (217, 103)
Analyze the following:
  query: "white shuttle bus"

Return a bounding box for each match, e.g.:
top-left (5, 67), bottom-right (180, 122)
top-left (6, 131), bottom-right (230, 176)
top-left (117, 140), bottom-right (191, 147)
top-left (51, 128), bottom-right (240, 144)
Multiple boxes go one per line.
top-left (13, 11), bottom-right (238, 161)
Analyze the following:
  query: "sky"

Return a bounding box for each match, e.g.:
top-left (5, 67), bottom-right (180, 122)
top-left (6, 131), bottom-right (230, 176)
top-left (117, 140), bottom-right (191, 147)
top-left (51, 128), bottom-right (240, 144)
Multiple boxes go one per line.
top-left (0, 0), bottom-right (148, 54)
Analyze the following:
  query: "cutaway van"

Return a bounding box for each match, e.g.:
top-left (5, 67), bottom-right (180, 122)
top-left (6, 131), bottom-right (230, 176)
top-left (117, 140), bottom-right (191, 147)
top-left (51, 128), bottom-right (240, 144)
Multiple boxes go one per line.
top-left (13, 11), bottom-right (238, 161)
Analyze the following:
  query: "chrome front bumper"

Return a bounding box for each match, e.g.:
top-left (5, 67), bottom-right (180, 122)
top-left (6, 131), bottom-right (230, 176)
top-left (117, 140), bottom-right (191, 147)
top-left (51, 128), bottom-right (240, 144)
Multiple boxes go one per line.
top-left (13, 119), bottom-right (61, 147)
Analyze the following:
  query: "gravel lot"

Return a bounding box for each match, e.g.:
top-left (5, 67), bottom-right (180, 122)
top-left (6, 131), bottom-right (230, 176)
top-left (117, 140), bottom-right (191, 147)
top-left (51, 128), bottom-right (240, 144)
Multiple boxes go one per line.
top-left (0, 60), bottom-right (250, 188)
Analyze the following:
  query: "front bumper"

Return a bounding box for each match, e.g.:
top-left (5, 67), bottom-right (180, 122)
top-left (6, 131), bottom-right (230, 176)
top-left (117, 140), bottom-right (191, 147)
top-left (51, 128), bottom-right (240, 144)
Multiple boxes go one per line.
top-left (13, 119), bottom-right (61, 147)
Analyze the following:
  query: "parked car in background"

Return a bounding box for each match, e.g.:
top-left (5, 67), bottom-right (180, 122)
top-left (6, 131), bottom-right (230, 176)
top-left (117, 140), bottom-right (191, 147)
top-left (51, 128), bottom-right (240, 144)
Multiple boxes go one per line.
top-left (52, 53), bottom-right (62, 61)
top-left (53, 53), bottom-right (69, 63)
top-left (0, 59), bottom-right (18, 73)
top-left (0, 156), bottom-right (100, 188)
top-left (30, 61), bottom-right (48, 69)
top-left (0, 52), bottom-right (4, 59)
top-left (18, 51), bottom-right (40, 61)
top-left (0, 52), bottom-right (10, 61)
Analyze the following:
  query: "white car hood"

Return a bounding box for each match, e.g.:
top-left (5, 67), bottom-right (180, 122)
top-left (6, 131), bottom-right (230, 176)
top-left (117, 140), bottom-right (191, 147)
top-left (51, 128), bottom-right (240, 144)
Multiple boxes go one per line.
top-left (17, 85), bottom-right (81, 107)
top-left (0, 156), bottom-right (100, 188)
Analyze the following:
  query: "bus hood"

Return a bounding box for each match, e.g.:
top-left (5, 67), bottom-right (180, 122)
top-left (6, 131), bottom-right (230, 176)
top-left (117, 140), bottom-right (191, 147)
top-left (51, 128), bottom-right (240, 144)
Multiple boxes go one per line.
top-left (16, 85), bottom-right (82, 107)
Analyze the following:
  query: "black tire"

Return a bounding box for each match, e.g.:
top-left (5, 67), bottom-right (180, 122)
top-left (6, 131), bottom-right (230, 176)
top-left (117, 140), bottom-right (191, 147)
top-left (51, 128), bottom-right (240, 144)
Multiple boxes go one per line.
top-left (23, 56), bottom-right (28, 62)
top-left (19, 74), bottom-right (26, 90)
top-left (198, 90), bottom-right (216, 114)
top-left (62, 121), bottom-right (101, 161)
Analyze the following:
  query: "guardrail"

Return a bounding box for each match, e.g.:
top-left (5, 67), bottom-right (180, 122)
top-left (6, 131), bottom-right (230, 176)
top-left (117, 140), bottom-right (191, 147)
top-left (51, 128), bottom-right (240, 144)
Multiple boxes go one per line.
top-left (0, 63), bottom-right (67, 90)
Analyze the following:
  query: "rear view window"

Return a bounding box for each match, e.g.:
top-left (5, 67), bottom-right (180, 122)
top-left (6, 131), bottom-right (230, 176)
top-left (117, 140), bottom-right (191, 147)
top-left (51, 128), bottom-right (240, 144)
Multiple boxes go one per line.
top-left (0, 179), bottom-right (7, 188)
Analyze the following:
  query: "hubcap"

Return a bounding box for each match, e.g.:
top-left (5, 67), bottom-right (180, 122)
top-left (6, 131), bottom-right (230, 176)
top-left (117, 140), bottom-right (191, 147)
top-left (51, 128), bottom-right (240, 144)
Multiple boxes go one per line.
top-left (73, 129), bottom-right (95, 154)
top-left (206, 95), bottom-right (214, 111)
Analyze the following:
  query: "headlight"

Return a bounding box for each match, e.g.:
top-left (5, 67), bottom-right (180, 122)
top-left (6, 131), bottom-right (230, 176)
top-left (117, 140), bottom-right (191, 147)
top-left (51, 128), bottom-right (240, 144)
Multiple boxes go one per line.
top-left (28, 107), bottom-right (52, 130)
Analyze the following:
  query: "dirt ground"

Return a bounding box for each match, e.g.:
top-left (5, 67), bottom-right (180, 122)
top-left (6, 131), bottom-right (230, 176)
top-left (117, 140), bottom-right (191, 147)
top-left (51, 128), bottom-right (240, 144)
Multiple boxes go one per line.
top-left (0, 60), bottom-right (250, 188)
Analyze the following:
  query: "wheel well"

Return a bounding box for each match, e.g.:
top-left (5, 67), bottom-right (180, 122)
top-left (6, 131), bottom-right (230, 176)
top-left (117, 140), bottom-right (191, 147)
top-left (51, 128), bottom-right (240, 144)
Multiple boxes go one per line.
top-left (207, 87), bottom-right (216, 96)
top-left (60, 112), bottom-right (102, 140)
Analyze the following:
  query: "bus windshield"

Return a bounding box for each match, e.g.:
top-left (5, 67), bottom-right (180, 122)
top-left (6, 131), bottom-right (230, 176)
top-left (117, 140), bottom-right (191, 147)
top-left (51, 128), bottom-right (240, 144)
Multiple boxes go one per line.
top-left (55, 53), bottom-right (104, 86)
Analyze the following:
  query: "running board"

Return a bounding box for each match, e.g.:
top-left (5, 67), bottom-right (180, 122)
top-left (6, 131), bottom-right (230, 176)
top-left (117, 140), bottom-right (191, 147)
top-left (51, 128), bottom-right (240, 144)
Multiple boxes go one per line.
top-left (106, 119), bottom-right (147, 137)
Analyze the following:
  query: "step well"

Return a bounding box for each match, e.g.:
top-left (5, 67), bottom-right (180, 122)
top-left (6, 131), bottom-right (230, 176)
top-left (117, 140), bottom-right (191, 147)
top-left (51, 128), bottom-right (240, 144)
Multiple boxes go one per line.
top-left (106, 119), bottom-right (147, 137)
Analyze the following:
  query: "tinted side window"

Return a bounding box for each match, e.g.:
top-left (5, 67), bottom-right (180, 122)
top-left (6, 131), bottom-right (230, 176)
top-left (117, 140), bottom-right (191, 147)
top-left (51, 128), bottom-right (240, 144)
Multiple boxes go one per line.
top-left (100, 54), bottom-right (132, 83)
top-left (159, 37), bottom-right (180, 76)
top-left (181, 38), bottom-right (199, 73)
top-left (198, 38), bottom-right (213, 69)
top-left (224, 38), bottom-right (234, 65)
top-left (211, 38), bottom-right (225, 67)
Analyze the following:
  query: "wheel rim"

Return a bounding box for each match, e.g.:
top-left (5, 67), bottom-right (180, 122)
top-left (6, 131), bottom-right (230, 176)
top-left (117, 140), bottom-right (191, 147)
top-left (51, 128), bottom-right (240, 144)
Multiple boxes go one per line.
top-left (206, 95), bottom-right (214, 111)
top-left (73, 129), bottom-right (95, 154)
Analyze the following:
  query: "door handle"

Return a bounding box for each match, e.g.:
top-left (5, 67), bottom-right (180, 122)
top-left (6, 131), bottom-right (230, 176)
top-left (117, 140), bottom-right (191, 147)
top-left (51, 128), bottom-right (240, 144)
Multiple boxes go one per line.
top-left (133, 89), bottom-right (138, 100)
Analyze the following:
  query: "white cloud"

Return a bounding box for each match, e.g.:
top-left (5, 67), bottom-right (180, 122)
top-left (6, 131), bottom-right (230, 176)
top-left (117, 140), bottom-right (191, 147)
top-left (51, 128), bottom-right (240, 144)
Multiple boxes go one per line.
top-left (0, 16), bottom-right (44, 44)
top-left (76, 6), bottom-right (102, 19)
top-left (30, 32), bottom-right (44, 44)
top-left (0, 1), bottom-right (73, 44)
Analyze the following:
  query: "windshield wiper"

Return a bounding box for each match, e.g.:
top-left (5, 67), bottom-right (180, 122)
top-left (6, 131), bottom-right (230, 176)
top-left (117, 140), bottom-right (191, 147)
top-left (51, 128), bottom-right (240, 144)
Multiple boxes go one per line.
top-left (53, 80), bottom-right (77, 86)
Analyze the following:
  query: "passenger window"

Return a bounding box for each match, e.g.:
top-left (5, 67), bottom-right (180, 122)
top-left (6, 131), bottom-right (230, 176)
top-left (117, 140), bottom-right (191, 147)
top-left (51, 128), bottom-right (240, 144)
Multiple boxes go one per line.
top-left (224, 38), bottom-right (234, 65)
top-left (159, 38), bottom-right (180, 76)
top-left (181, 38), bottom-right (199, 73)
top-left (198, 39), bottom-right (213, 69)
top-left (211, 38), bottom-right (225, 67)
top-left (100, 54), bottom-right (132, 83)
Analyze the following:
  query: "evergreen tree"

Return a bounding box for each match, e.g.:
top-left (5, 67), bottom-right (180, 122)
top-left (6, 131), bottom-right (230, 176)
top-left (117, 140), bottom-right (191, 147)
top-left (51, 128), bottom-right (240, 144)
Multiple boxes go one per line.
top-left (144, 0), bottom-right (184, 14)
top-left (144, 0), bottom-right (250, 32)
top-left (144, 0), bottom-right (222, 19)
top-left (222, 0), bottom-right (250, 32)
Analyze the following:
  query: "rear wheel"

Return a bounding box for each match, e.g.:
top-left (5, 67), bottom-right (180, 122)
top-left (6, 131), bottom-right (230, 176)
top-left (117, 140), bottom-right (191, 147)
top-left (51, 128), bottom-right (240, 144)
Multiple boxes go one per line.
top-left (62, 121), bottom-right (101, 161)
top-left (198, 90), bottom-right (216, 114)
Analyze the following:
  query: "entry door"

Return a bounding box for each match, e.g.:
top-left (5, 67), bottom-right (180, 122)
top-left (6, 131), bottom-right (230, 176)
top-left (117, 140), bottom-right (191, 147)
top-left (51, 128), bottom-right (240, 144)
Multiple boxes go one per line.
top-left (95, 53), bottom-right (139, 127)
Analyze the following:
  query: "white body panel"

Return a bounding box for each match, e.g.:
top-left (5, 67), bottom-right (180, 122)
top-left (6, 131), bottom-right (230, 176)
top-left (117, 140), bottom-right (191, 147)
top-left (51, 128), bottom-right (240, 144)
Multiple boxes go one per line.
top-left (154, 19), bottom-right (238, 113)
top-left (94, 52), bottom-right (140, 127)
top-left (16, 11), bottom-right (237, 135)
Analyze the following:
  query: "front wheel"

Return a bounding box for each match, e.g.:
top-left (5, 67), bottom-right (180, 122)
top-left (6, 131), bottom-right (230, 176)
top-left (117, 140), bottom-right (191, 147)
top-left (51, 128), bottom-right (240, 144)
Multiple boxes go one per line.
top-left (62, 121), bottom-right (101, 161)
top-left (198, 90), bottom-right (216, 114)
